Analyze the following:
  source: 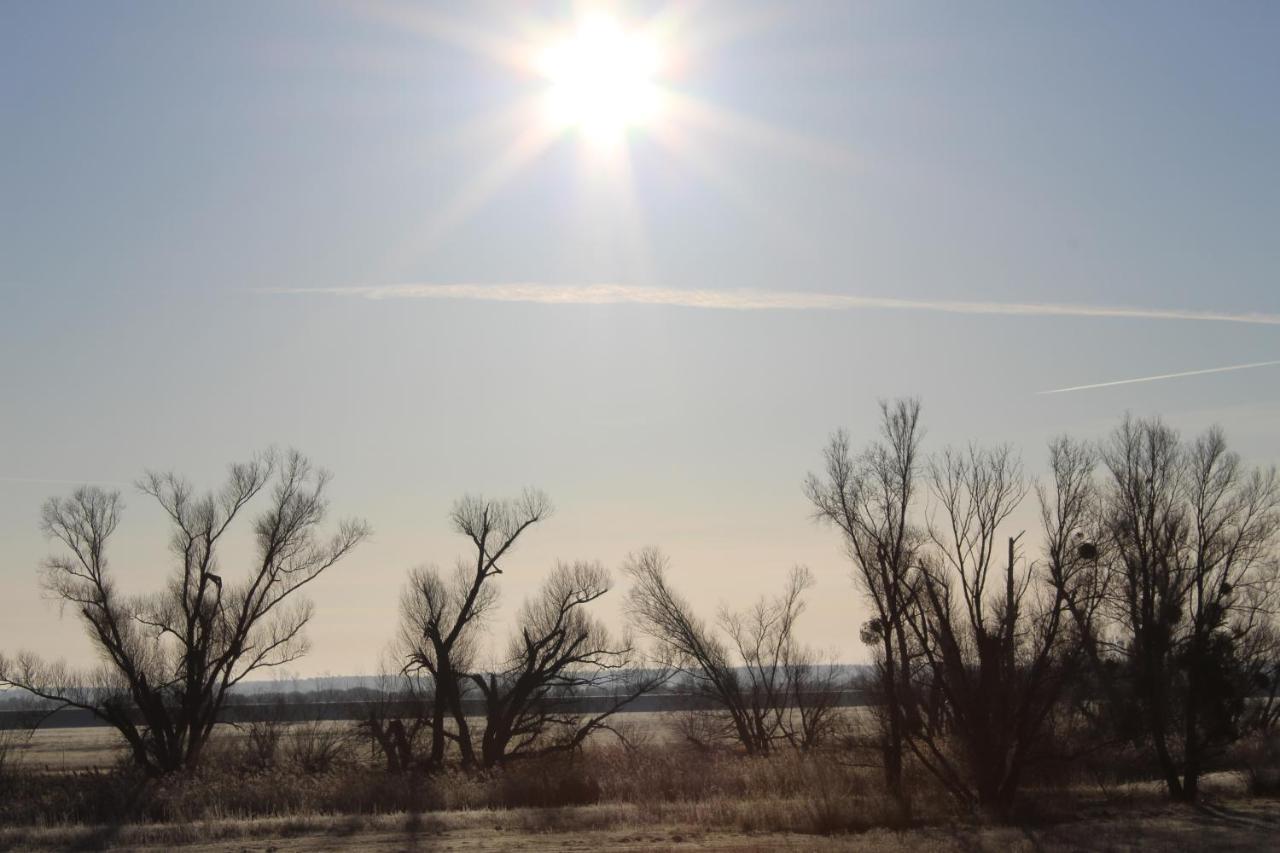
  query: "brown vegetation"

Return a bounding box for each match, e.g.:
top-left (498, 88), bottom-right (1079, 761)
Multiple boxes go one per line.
top-left (0, 723), bottom-right (1278, 849)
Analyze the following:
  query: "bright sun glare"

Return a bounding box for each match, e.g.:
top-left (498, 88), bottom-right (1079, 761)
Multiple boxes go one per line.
top-left (538, 15), bottom-right (661, 142)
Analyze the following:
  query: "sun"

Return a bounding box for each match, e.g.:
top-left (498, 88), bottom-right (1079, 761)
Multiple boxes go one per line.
top-left (538, 15), bottom-right (662, 143)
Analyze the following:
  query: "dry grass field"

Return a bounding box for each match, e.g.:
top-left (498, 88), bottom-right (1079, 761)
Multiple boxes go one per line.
top-left (2, 711), bottom-right (1280, 851)
top-left (8, 711), bottom-right (689, 773)
top-left (8, 726), bottom-right (124, 773)
top-left (1, 795), bottom-right (1278, 851)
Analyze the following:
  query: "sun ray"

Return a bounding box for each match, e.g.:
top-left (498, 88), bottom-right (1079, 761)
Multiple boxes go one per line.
top-left (350, 0), bottom-right (540, 72)
top-left (561, 134), bottom-right (658, 286)
top-left (535, 13), bottom-right (665, 144)
top-left (663, 91), bottom-right (859, 176)
top-left (646, 106), bottom-right (816, 257)
top-left (380, 95), bottom-right (561, 272)
top-left (354, 1), bottom-right (852, 278)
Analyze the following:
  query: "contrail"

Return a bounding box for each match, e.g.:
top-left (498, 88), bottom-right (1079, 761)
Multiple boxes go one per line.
top-left (1037, 360), bottom-right (1280, 395)
top-left (259, 283), bottom-right (1280, 326)
top-left (0, 476), bottom-right (128, 487)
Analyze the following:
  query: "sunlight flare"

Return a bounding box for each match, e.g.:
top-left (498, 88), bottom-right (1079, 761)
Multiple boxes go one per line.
top-left (537, 15), bottom-right (663, 143)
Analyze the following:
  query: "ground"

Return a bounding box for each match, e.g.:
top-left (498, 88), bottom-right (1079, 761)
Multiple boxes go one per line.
top-left (2, 798), bottom-right (1278, 852)
top-left (10, 713), bottom-right (683, 772)
top-left (4, 718), bottom-right (1279, 851)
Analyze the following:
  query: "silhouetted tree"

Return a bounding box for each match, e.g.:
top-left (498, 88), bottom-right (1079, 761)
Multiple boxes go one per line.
top-left (900, 443), bottom-right (1083, 817)
top-left (778, 643), bottom-right (846, 752)
top-left (626, 549), bottom-right (819, 755)
top-left (467, 561), bottom-right (664, 767)
top-left (359, 666), bottom-right (435, 773)
top-left (1052, 417), bottom-right (1280, 800)
top-left (1239, 625), bottom-right (1280, 735)
top-left (398, 490), bottom-right (551, 768)
top-left (0, 450), bottom-right (369, 775)
top-left (805, 398), bottom-right (925, 811)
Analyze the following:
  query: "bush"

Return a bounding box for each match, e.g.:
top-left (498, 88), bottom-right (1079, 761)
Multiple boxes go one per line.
top-left (1237, 733), bottom-right (1280, 796)
top-left (244, 720), bottom-right (284, 771)
top-left (490, 760), bottom-right (602, 808)
top-left (0, 728), bottom-right (31, 794)
top-left (285, 721), bottom-right (356, 775)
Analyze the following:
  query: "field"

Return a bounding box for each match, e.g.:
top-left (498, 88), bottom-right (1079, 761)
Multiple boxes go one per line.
top-left (1, 786), bottom-right (1278, 851)
top-left (8, 712), bottom-right (689, 773)
top-left (3, 712), bottom-right (1280, 851)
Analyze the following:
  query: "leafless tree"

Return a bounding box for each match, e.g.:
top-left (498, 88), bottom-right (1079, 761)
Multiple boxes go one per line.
top-left (626, 548), bottom-right (819, 755)
top-left (467, 561), bottom-right (664, 767)
top-left (398, 489), bottom-right (551, 768)
top-left (0, 450), bottom-right (369, 775)
top-left (899, 442), bottom-right (1082, 816)
top-left (359, 665), bottom-right (435, 773)
top-left (805, 398), bottom-right (925, 809)
top-left (779, 644), bottom-right (846, 752)
top-left (1239, 623), bottom-right (1280, 734)
top-left (1052, 416), bottom-right (1280, 800)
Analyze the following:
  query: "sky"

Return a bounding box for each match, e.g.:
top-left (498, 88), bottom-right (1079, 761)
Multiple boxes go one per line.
top-left (2, 1), bottom-right (1278, 677)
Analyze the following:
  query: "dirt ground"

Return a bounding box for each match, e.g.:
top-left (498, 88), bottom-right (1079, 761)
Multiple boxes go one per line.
top-left (161, 823), bottom-right (1278, 853)
top-left (3, 798), bottom-right (1277, 852)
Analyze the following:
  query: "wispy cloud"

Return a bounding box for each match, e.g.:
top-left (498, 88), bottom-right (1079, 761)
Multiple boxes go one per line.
top-left (1037, 360), bottom-right (1280, 395)
top-left (0, 476), bottom-right (128, 487)
top-left (260, 283), bottom-right (1280, 326)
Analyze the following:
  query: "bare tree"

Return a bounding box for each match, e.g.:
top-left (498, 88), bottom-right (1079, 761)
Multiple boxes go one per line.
top-left (1053, 416), bottom-right (1280, 800)
top-left (721, 565), bottom-right (818, 751)
top-left (467, 561), bottom-right (664, 767)
top-left (1239, 623), bottom-right (1280, 735)
top-left (805, 398), bottom-right (925, 809)
top-left (0, 450), bottom-right (369, 775)
top-left (359, 665), bottom-right (435, 773)
top-left (1037, 437), bottom-right (1109, 681)
top-left (779, 644), bottom-right (846, 752)
top-left (626, 548), bottom-right (818, 755)
top-left (899, 443), bottom-right (1081, 817)
top-left (398, 489), bottom-right (551, 768)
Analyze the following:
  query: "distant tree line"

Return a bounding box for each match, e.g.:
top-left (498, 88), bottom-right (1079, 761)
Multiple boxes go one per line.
top-left (2, 404), bottom-right (1277, 821)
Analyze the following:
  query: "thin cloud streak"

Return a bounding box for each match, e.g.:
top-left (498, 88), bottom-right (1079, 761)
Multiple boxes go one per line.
top-left (1037, 360), bottom-right (1280, 395)
top-left (0, 476), bottom-right (129, 487)
top-left (261, 283), bottom-right (1280, 326)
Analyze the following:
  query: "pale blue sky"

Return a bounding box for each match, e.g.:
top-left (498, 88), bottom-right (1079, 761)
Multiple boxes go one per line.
top-left (3, 1), bottom-right (1278, 673)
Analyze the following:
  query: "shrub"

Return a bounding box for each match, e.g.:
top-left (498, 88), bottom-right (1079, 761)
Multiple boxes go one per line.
top-left (1237, 732), bottom-right (1280, 796)
top-left (285, 721), bottom-right (356, 775)
top-left (244, 720), bottom-right (284, 771)
top-left (0, 728), bottom-right (30, 792)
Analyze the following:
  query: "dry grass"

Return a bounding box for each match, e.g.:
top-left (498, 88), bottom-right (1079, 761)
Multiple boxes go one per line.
top-left (0, 736), bottom-right (927, 832)
top-left (3, 713), bottom-right (1280, 850)
top-left (0, 740), bottom-right (1260, 835)
top-left (1, 798), bottom-right (1279, 852)
top-left (11, 709), bottom-right (879, 772)
top-left (10, 711), bottom-right (699, 773)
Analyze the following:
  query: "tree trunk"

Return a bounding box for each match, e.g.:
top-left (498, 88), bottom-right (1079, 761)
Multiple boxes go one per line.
top-left (1149, 708), bottom-right (1185, 799)
top-left (1181, 643), bottom-right (1202, 802)
top-left (880, 636), bottom-right (910, 816)
top-left (443, 676), bottom-right (476, 767)
top-left (429, 691), bottom-right (447, 768)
